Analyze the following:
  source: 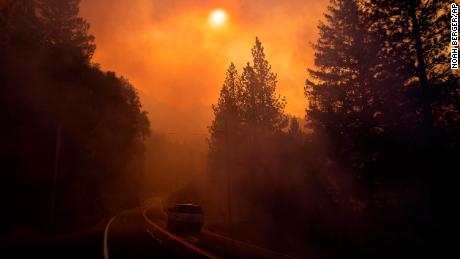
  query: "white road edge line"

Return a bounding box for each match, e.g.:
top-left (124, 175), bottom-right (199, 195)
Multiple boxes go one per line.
top-left (103, 215), bottom-right (117, 259)
top-left (146, 229), bottom-right (163, 244)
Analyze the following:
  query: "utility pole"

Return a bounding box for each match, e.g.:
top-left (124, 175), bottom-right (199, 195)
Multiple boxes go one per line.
top-left (49, 123), bottom-right (62, 232)
top-left (224, 117), bottom-right (233, 241)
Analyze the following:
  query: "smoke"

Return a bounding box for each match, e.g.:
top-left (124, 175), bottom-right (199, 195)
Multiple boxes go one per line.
top-left (80, 0), bottom-right (328, 133)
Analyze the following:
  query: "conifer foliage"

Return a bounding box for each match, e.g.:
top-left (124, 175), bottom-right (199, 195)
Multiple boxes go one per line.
top-left (209, 38), bottom-right (287, 176)
top-left (0, 0), bottom-right (150, 232)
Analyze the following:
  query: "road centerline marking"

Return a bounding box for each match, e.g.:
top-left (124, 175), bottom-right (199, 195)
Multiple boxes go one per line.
top-left (146, 229), bottom-right (163, 244)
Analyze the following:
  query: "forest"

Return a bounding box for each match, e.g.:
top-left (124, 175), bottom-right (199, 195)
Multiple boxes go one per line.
top-left (204, 0), bottom-right (456, 257)
top-left (0, 0), bottom-right (150, 234)
top-left (1, 0), bottom-right (458, 258)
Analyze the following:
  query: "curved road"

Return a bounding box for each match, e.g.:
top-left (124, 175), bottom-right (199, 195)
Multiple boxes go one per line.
top-left (103, 201), bottom-right (296, 259)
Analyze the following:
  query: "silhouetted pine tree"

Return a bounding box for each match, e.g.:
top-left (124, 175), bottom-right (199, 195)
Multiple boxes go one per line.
top-left (372, 0), bottom-right (450, 83)
top-left (38, 0), bottom-right (95, 61)
top-left (368, 0), bottom-right (451, 131)
top-left (209, 39), bottom-right (287, 167)
top-left (241, 38), bottom-right (287, 135)
top-left (208, 63), bottom-right (242, 167)
top-left (208, 39), bottom-right (288, 224)
top-left (306, 0), bottom-right (386, 183)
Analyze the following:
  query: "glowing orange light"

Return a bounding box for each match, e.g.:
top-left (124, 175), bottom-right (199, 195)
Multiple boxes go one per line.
top-left (209, 9), bottom-right (228, 28)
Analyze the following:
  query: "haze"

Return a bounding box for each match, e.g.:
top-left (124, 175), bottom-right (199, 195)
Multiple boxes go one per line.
top-left (1, 0), bottom-right (452, 258)
top-left (80, 0), bottom-right (328, 133)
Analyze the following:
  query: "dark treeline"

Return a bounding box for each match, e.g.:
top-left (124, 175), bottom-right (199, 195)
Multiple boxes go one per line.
top-left (0, 0), bottom-right (149, 236)
top-left (208, 0), bottom-right (458, 258)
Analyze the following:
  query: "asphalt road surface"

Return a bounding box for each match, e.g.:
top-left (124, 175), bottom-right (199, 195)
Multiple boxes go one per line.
top-left (103, 201), bottom-right (296, 259)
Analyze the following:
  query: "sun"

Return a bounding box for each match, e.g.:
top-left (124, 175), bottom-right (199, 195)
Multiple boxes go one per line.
top-left (209, 9), bottom-right (228, 28)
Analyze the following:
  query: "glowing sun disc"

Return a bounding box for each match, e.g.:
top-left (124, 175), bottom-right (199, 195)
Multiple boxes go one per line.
top-left (209, 9), bottom-right (227, 27)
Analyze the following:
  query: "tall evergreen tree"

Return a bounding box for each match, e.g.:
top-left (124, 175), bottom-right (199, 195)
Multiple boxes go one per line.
top-left (370, 0), bottom-right (450, 84)
top-left (209, 63), bottom-right (241, 164)
top-left (38, 0), bottom-right (95, 60)
top-left (210, 38), bottom-right (287, 163)
top-left (307, 0), bottom-right (381, 124)
top-left (241, 38), bottom-right (287, 134)
top-left (209, 39), bottom-right (288, 226)
top-left (369, 0), bottom-right (451, 130)
top-left (306, 0), bottom-right (386, 181)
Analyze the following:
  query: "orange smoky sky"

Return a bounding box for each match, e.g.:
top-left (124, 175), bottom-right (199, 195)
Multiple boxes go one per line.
top-left (80, 0), bottom-right (328, 134)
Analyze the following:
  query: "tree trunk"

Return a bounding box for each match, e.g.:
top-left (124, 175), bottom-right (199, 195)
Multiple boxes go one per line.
top-left (409, 4), bottom-right (434, 132)
top-left (409, 4), bottom-right (428, 88)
